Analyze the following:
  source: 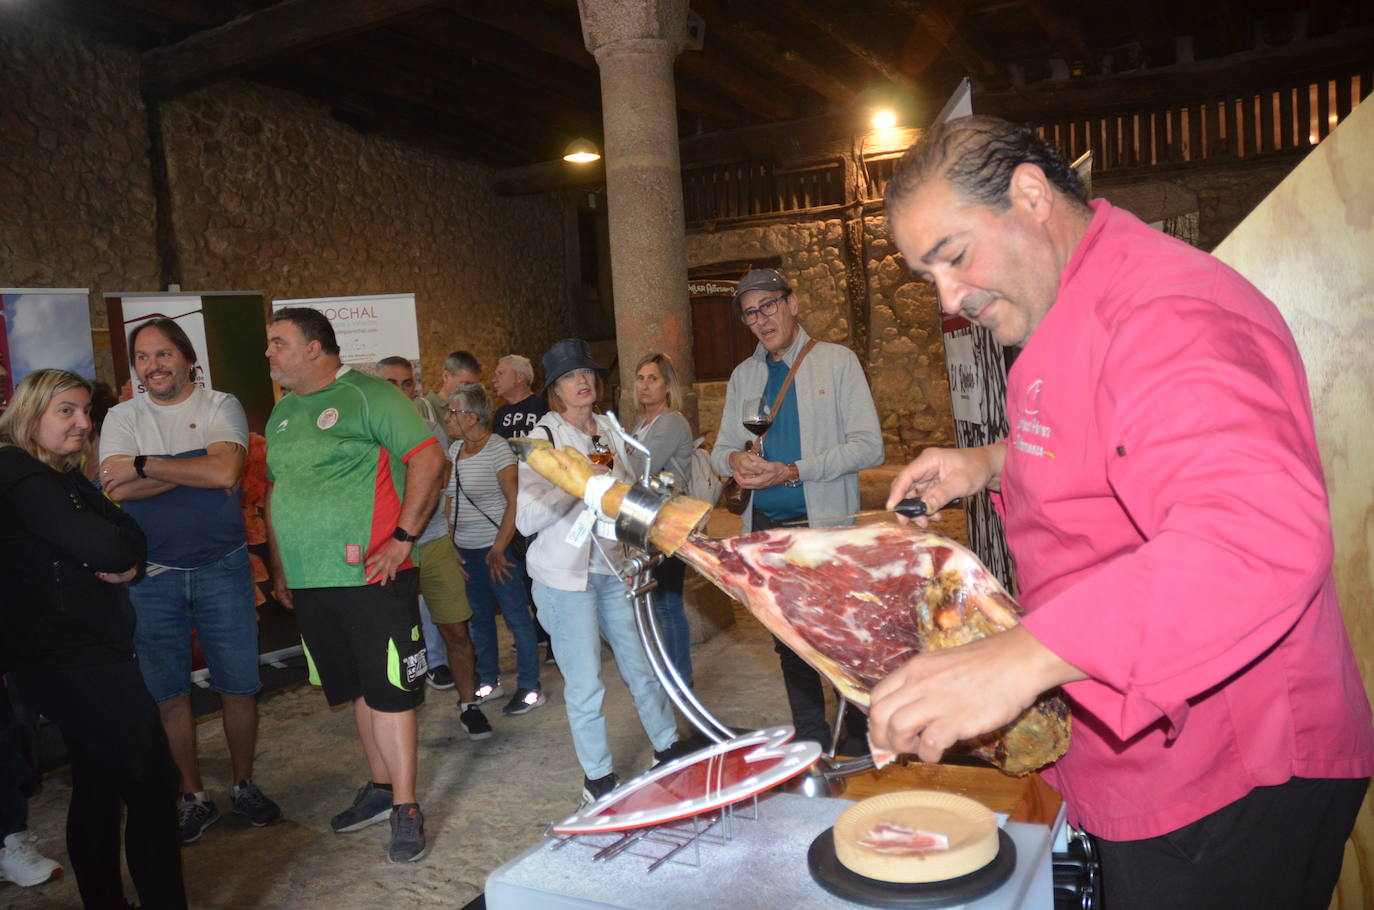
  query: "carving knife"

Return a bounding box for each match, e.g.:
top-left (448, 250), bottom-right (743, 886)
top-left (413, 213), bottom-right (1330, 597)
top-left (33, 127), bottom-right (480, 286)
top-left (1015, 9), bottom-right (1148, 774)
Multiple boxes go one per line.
top-left (773, 497), bottom-right (963, 528)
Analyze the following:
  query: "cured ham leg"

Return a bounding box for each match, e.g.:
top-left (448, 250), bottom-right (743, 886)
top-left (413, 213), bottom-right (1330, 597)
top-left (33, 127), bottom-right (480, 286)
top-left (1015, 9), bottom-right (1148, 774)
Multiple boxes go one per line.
top-left (510, 438), bottom-right (1068, 776)
top-left (675, 526), bottom-right (1070, 776)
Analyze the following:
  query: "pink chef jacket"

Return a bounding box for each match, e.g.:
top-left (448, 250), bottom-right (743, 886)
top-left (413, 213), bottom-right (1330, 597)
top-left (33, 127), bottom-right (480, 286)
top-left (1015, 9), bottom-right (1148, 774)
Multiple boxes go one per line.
top-left (1001, 200), bottom-right (1374, 841)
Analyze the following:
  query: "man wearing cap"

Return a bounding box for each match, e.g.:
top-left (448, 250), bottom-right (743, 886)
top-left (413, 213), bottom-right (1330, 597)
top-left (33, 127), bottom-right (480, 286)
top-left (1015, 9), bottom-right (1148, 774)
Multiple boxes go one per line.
top-left (710, 269), bottom-right (884, 747)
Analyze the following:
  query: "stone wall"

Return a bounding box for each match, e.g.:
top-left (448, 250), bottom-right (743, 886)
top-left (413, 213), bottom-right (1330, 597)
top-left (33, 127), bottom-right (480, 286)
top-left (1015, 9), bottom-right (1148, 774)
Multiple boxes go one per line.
top-left (1, 10), bottom-right (578, 392)
top-left (0, 11), bottom-right (161, 381)
top-left (160, 81), bottom-right (575, 388)
top-left (686, 216), bottom-right (955, 462)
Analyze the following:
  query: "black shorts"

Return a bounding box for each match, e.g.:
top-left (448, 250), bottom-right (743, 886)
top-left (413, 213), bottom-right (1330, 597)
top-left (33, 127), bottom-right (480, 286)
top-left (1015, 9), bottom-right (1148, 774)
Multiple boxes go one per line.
top-left (291, 569), bottom-right (427, 713)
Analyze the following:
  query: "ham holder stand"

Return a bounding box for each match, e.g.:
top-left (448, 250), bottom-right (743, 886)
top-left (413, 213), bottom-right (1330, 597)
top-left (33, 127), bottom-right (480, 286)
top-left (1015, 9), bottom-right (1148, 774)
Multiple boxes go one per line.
top-left (484, 418), bottom-right (1060, 910)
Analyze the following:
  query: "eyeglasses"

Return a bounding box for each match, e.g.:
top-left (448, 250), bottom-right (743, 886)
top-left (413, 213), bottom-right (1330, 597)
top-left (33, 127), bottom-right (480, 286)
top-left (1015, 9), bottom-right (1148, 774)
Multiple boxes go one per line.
top-left (445, 408), bottom-right (475, 418)
top-left (739, 294), bottom-right (786, 325)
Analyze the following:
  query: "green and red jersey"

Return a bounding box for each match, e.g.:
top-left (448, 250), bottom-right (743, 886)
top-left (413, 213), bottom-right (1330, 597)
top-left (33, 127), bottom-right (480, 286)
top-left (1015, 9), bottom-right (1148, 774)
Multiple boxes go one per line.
top-left (266, 368), bottom-right (437, 589)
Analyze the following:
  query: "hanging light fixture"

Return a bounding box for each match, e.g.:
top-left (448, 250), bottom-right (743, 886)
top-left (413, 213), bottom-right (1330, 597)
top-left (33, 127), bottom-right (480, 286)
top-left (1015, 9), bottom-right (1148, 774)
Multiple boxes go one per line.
top-left (563, 138), bottom-right (602, 163)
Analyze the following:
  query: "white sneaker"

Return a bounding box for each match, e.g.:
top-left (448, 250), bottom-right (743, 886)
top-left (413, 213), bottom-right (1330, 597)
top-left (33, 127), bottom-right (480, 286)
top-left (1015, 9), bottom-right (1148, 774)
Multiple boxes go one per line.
top-left (0, 831), bottom-right (63, 887)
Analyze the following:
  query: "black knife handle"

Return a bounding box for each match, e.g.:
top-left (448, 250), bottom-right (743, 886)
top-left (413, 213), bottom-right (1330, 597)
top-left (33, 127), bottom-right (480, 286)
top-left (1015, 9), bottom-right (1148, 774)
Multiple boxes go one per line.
top-left (893, 497), bottom-right (963, 518)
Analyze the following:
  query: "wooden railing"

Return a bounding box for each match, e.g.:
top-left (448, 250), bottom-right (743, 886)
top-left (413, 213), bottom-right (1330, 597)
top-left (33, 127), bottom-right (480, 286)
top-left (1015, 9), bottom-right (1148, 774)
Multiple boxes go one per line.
top-left (683, 71), bottom-right (1371, 222)
top-left (1034, 73), bottom-right (1370, 173)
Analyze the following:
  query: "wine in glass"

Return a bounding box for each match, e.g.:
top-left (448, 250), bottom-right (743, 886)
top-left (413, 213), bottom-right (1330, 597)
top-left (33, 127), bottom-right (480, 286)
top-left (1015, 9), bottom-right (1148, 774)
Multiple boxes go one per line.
top-left (588, 434), bottom-right (614, 469)
top-left (742, 397), bottom-right (772, 438)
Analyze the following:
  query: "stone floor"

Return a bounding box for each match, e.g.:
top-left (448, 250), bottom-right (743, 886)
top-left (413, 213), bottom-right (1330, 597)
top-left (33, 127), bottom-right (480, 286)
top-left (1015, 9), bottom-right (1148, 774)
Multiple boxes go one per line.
top-left (3, 486), bottom-right (969, 910)
top-left (2, 595), bottom-right (799, 910)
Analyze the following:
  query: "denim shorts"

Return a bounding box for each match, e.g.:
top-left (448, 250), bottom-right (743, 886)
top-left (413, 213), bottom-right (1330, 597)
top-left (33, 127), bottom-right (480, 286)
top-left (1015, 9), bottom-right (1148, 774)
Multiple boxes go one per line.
top-left (127, 545), bottom-right (263, 703)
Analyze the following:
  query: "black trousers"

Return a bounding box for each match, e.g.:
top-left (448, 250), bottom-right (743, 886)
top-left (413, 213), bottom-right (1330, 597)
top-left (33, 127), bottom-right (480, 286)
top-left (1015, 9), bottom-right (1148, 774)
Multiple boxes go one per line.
top-left (11, 660), bottom-right (186, 910)
top-left (1091, 776), bottom-right (1369, 910)
top-left (0, 684), bottom-right (31, 839)
top-left (752, 508), bottom-right (869, 750)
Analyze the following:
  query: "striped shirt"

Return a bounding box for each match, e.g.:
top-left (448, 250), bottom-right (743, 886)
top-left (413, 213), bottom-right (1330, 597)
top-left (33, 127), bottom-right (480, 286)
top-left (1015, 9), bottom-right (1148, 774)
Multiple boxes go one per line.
top-left (447, 435), bottom-right (517, 549)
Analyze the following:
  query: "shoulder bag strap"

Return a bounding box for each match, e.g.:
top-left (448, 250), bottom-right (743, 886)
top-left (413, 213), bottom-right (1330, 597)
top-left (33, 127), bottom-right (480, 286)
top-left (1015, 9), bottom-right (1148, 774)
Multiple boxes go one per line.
top-left (755, 338), bottom-right (818, 450)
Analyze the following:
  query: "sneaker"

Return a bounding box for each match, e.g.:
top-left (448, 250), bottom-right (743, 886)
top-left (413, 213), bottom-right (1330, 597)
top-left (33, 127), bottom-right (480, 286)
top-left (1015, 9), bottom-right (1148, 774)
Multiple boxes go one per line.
top-left (502, 688), bottom-right (545, 716)
top-left (458, 703), bottom-right (493, 740)
top-left (581, 772), bottom-right (619, 804)
top-left (329, 781), bottom-right (393, 833)
top-left (0, 831), bottom-right (62, 886)
top-left (425, 666), bottom-right (455, 690)
top-left (653, 738), bottom-right (702, 768)
top-left (387, 803), bottom-right (426, 864)
top-left (178, 792), bottom-right (221, 844)
top-left (473, 680), bottom-right (504, 703)
top-left (230, 779), bottom-right (282, 827)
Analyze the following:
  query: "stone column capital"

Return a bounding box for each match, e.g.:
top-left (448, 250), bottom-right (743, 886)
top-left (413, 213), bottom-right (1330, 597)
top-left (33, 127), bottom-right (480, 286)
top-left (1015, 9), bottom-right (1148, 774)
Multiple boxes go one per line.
top-left (576, 0), bottom-right (689, 56)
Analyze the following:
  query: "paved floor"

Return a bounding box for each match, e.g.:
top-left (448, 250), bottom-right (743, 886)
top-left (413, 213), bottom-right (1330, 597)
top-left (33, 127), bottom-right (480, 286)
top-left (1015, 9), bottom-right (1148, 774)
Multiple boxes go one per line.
top-left (2, 595), bottom-right (796, 910)
top-left (4, 490), bottom-right (969, 910)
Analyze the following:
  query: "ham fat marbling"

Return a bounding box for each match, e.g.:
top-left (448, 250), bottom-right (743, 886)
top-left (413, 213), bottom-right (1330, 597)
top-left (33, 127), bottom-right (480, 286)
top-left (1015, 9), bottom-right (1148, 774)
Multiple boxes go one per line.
top-left (676, 523), bottom-right (1069, 776)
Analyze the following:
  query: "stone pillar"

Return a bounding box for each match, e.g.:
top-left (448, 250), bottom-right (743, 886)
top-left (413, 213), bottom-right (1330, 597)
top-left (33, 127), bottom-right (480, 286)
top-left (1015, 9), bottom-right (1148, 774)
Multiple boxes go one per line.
top-left (577, 0), bottom-right (696, 424)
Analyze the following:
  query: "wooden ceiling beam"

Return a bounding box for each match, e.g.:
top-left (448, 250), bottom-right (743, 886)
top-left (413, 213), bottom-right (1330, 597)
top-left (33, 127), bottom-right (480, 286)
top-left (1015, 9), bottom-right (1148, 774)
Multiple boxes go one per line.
top-left (878, 0), bottom-right (1005, 85)
top-left (690, 0), bottom-right (860, 108)
top-left (116, 0), bottom-right (237, 28)
top-left (445, 0), bottom-right (750, 128)
top-left (142, 0), bottom-right (444, 96)
top-left (287, 50), bottom-right (549, 161)
top-left (1018, 0), bottom-right (1094, 64)
top-left (770, 0), bottom-right (938, 109)
top-left (974, 26), bottom-right (1374, 118)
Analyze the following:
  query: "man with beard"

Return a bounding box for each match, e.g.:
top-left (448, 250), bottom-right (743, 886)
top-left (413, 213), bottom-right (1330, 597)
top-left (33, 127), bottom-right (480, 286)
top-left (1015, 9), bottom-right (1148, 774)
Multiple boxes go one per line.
top-left (101, 318), bottom-right (280, 845)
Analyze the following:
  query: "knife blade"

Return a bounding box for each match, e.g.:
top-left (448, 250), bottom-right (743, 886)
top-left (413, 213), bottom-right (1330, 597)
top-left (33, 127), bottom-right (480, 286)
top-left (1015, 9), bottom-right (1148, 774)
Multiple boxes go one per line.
top-left (773, 497), bottom-right (963, 528)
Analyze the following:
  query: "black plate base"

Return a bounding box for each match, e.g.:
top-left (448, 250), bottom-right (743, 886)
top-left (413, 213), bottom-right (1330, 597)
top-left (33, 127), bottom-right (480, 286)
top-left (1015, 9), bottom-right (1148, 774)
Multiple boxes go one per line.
top-left (807, 827), bottom-right (1016, 908)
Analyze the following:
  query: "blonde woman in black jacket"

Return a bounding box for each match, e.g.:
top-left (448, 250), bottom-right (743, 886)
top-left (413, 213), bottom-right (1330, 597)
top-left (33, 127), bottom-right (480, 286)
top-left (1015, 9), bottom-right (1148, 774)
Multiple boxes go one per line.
top-left (0, 369), bottom-right (185, 910)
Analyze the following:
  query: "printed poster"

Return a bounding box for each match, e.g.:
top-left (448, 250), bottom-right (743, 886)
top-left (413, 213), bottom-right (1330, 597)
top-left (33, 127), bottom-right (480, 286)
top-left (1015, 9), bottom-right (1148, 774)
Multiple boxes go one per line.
top-left (1, 288), bottom-right (95, 411)
top-left (273, 293), bottom-right (419, 370)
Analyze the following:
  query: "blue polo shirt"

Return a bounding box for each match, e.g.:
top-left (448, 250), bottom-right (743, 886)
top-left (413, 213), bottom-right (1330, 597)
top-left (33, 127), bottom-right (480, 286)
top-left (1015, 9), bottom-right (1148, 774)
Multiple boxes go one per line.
top-left (753, 355), bottom-right (806, 520)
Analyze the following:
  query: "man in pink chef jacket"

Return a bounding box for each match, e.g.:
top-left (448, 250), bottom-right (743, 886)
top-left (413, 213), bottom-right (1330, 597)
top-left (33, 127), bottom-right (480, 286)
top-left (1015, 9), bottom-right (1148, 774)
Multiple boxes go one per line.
top-left (871, 115), bottom-right (1373, 909)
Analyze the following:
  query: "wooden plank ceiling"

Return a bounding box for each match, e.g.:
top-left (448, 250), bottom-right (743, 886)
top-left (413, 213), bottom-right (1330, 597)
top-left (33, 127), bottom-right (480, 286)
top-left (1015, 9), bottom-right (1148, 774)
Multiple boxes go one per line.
top-left (43, 0), bottom-right (1374, 167)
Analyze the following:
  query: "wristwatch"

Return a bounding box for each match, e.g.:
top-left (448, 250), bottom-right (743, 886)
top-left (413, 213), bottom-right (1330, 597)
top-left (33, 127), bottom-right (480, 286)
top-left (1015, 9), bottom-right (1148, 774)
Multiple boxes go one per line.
top-left (784, 463), bottom-right (802, 487)
top-left (134, 455), bottom-right (149, 479)
top-left (392, 526), bottom-right (419, 543)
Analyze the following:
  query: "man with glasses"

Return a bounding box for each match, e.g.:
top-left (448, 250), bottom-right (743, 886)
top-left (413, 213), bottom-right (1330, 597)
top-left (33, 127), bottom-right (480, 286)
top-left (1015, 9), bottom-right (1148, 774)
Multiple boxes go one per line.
top-left (710, 268), bottom-right (883, 749)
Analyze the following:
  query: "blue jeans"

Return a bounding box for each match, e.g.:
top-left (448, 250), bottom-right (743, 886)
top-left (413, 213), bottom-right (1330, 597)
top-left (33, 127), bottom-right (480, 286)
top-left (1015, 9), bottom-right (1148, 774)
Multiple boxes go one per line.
top-left (458, 546), bottom-right (540, 691)
top-left (418, 598), bottom-right (448, 669)
top-left (651, 558), bottom-right (692, 686)
top-left (533, 575), bottom-right (677, 779)
top-left (127, 545), bottom-right (262, 703)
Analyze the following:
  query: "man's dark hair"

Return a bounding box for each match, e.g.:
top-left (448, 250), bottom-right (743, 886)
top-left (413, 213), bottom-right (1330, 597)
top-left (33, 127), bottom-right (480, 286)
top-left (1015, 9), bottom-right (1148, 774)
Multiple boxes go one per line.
top-left (89, 381), bottom-right (119, 434)
top-left (128, 317), bottom-right (198, 366)
top-left (444, 350), bottom-right (481, 376)
top-left (271, 307), bottom-right (340, 357)
top-left (885, 115), bottom-right (1088, 214)
top-left (376, 355), bottom-right (412, 372)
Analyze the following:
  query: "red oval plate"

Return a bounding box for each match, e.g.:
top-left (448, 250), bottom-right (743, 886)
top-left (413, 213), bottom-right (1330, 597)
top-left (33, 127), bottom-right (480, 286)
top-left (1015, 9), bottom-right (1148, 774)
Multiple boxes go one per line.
top-left (552, 726), bottom-right (822, 835)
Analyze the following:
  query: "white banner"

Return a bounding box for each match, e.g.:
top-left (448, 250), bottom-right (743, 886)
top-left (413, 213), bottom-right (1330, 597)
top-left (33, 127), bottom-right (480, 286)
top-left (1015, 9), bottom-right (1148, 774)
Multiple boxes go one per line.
top-left (273, 293), bottom-right (419, 367)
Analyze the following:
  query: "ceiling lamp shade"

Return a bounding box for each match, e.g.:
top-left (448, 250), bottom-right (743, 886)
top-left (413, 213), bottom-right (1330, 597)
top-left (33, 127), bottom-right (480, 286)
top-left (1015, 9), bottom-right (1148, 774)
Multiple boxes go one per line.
top-left (563, 138), bottom-right (602, 163)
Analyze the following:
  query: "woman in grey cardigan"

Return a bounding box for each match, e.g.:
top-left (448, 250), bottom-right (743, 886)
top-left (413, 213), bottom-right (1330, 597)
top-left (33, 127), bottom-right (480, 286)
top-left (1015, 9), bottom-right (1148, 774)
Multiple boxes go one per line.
top-left (630, 353), bottom-right (695, 686)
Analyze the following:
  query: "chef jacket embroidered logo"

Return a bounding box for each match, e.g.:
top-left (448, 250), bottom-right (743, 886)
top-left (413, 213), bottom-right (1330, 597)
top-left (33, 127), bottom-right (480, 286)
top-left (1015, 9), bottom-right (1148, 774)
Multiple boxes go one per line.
top-left (316, 407), bottom-right (340, 430)
top-left (275, 418), bottom-right (289, 432)
top-left (1013, 378), bottom-right (1055, 459)
top-left (1022, 378), bottom-right (1044, 415)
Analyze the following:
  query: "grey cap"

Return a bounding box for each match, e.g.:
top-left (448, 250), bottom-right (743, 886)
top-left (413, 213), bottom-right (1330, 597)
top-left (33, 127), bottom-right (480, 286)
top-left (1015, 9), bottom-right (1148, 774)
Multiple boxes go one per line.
top-left (731, 268), bottom-right (791, 311)
top-left (541, 338), bottom-right (607, 388)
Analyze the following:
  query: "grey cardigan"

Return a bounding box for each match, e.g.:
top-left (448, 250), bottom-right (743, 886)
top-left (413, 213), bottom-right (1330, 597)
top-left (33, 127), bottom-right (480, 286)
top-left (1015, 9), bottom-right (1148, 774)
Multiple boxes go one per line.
top-left (710, 326), bottom-right (883, 532)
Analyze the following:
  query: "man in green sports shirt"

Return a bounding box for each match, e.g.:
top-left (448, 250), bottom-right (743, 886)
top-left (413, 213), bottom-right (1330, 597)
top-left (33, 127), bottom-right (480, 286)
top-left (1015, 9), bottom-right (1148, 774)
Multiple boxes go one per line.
top-left (263, 307), bottom-right (447, 864)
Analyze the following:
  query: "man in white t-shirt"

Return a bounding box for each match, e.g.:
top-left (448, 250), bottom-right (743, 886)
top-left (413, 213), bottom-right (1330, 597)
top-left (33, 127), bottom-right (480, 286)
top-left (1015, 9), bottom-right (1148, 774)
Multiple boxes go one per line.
top-left (100, 318), bottom-right (280, 845)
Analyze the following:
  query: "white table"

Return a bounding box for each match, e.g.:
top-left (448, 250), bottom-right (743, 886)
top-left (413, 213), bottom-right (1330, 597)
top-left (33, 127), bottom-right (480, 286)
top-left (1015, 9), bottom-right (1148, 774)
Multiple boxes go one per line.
top-left (486, 792), bottom-right (1054, 910)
